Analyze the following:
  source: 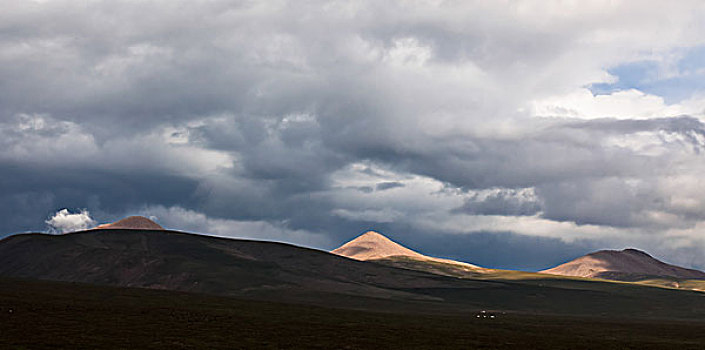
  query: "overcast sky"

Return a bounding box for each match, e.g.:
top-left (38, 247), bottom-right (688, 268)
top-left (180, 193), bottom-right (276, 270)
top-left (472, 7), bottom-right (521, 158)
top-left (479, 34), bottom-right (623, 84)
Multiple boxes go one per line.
top-left (3, 1), bottom-right (705, 270)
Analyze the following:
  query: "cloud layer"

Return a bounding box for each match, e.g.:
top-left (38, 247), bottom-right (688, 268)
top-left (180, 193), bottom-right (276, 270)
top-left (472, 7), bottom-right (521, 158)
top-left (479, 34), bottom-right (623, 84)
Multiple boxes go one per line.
top-left (3, 1), bottom-right (705, 270)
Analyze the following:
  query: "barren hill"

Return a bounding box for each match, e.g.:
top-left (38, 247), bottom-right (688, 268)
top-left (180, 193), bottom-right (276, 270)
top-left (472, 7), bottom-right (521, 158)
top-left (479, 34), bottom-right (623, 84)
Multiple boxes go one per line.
top-left (541, 248), bottom-right (705, 281)
top-left (332, 231), bottom-right (427, 260)
top-left (332, 231), bottom-right (482, 270)
top-left (95, 216), bottom-right (164, 230)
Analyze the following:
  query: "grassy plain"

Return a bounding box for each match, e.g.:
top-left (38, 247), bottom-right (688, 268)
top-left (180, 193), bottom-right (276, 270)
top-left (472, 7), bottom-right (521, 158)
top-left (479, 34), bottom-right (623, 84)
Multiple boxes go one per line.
top-left (3, 277), bottom-right (705, 349)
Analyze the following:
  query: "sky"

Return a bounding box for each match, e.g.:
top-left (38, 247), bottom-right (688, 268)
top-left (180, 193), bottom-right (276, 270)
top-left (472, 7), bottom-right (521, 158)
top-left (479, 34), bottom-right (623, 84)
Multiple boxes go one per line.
top-left (3, 0), bottom-right (705, 271)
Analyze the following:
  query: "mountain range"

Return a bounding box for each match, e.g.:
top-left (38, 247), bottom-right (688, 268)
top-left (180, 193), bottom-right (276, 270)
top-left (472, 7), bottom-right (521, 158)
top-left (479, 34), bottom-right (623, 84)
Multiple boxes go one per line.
top-left (333, 229), bottom-right (705, 286)
top-left (3, 217), bottom-right (705, 317)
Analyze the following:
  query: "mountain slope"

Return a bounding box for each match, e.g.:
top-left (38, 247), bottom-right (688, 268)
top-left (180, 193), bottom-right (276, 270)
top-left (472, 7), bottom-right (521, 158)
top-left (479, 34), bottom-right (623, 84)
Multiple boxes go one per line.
top-left (541, 248), bottom-right (705, 281)
top-left (332, 231), bottom-right (483, 271)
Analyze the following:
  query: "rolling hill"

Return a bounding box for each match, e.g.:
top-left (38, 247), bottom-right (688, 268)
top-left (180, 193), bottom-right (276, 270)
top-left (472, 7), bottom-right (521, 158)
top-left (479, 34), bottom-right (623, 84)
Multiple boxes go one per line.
top-left (541, 248), bottom-right (705, 281)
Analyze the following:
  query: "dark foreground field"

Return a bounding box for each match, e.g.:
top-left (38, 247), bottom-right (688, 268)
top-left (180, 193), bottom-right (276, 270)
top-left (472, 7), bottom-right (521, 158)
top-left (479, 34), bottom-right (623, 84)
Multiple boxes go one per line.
top-left (3, 277), bottom-right (705, 349)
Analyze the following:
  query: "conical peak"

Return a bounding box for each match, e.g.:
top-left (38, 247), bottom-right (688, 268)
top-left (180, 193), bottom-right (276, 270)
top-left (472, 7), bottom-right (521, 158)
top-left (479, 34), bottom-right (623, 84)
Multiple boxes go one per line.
top-left (357, 230), bottom-right (394, 242)
top-left (95, 216), bottom-right (164, 230)
top-left (332, 230), bottom-right (425, 261)
top-left (362, 230), bottom-right (384, 237)
top-left (348, 231), bottom-right (416, 250)
top-left (331, 230), bottom-right (483, 269)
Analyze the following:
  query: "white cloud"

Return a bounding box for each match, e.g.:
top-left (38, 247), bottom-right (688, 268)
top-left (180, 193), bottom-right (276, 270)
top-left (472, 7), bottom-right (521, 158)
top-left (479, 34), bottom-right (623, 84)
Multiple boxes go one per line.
top-left (384, 37), bottom-right (432, 67)
top-left (530, 88), bottom-right (705, 120)
top-left (46, 209), bottom-right (95, 233)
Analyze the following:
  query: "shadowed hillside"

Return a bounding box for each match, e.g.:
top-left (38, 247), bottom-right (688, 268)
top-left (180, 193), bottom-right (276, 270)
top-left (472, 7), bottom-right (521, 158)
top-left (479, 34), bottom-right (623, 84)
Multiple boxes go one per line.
top-left (0, 229), bottom-right (466, 306)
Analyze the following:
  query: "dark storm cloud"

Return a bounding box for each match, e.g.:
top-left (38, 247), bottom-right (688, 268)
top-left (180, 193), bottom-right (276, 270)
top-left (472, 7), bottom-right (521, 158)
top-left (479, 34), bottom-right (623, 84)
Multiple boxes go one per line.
top-left (454, 189), bottom-right (542, 216)
top-left (375, 181), bottom-right (405, 191)
top-left (355, 186), bottom-right (375, 193)
top-left (0, 161), bottom-right (199, 235)
top-left (404, 230), bottom-right (602, 271)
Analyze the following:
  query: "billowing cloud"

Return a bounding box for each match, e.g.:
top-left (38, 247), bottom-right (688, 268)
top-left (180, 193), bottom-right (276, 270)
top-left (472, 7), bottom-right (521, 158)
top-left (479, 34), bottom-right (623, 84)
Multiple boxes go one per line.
top-left (46, 209), bottom-right (95, 233)
top-left (2, 1), bottom-right (705, 270)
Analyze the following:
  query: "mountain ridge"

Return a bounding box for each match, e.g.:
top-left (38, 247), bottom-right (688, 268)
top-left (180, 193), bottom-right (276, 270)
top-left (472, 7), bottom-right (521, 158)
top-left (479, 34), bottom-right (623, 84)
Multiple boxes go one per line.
top-left (5, 226), bottom-right (705, 318)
